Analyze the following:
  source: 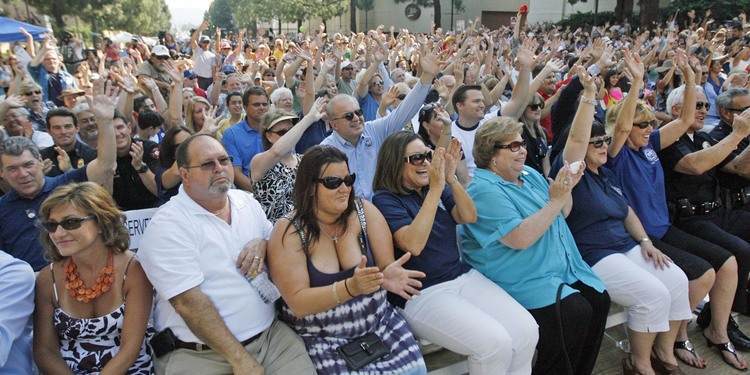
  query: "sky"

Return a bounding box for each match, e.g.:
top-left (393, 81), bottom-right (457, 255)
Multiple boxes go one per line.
top-left (166, 0), bottom-right (212, 32)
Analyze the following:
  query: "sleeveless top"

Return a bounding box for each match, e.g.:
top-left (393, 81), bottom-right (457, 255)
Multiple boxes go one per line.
top-left (252, 155), bottom-right (299, 223)
top-left (279, 201), bottom-right (425, 374)
top-left (51, 256), bottom-right (154, 374)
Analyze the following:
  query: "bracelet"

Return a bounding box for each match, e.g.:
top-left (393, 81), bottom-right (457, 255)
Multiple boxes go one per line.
top-left (344, 278), bottom-right (354, 297)
top-left (448, 174), bottom-right (459, 185)
top-left (579, 96), bottom-right (597, 106)
top-left (639, 237), bottom-right (651, 244)
top-left (332, 281), bottom-right (341, 305)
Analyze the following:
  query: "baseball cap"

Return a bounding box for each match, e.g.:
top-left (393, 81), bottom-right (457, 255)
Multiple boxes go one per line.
top-left (151, 45), bottom-right (169, 57)
top-left (183, 70), bottom-right (197, 79)
top-left (199, 35), bottom-right (211, 43)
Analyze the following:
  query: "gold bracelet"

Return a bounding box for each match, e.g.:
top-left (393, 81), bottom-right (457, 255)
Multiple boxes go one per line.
top-left (332, 281), bottom-right (341, 305)
top-left (580, 96), bottom-right (597, 106)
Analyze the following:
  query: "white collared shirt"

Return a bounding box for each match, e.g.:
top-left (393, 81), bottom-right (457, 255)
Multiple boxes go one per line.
top-left (138, 186), bottom-right (274, 343)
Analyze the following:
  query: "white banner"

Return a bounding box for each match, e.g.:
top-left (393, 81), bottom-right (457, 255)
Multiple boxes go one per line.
top-left (124, 208), bottom-right (158, 250)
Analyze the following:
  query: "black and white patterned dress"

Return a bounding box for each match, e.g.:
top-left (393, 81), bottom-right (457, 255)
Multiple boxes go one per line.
top-left (51, 258), bottom-right (154, 374)
top-left (252, 156), bottom-right (299, 223)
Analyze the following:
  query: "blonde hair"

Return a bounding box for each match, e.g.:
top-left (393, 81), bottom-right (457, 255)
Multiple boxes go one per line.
top-left (184, 96), bottom-right (210, 132)
top-left (605, 99), bottom-right (655, 135)
top-left (39, 182), bottom-right (129, 262)
top-left (473, 116), bottom-right (524, 169)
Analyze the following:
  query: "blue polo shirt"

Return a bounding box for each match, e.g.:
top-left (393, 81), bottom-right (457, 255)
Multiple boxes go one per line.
top-left (358, 93), bottom-right (380, 122)
top-left (0, 168), bottom-right (87, 271)
top-left (373, 187), bottom-right (470, 308)
top-left (295, 119), bottom-right (331, 154)
top-left (606, 130), bottom-right (671, 238)
top-left (222, 118), bottom-right (263, 176)
top-left (460, 167), bottom-right (605, 309)
top-left (551, 158), bottom-right (636, 266)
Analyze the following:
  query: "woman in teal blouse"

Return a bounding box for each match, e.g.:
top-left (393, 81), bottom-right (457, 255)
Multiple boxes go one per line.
top-left (461, 116), bottom-right (609, 375)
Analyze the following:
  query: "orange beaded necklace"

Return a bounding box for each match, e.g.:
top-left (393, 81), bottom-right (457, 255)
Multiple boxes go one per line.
top-left (64, 252), bottom-right (115, 303)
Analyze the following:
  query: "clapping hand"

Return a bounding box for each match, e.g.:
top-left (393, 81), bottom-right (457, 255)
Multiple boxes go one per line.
top-left (382, 253), bottom-right (425, 301)
top-left (55, 146), bottom-right (71, 172)
top-left (129, 140), bottom-right (145, 170)
top-left (347, 256), bottom-right (384, 297)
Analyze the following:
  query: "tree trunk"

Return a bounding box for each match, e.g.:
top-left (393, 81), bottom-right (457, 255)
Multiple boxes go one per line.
top-left (278, 18), bottom-right (282, 34)
top-left (433, 0), bottom-right (442, 30)
top-left (297, 19), bottom-right (303, 32)
top-left (350, 0), bottom-right (357, 32)
top-left (639, 0), bottom-right (659, 28)
top-left (615, 0), bottom-right (634, 22)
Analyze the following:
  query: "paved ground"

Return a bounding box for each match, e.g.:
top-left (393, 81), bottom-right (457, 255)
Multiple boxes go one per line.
top-left (425, 313), bottom-right (750, 374)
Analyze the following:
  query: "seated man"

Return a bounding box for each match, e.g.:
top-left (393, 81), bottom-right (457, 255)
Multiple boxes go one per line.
top-left (3, 106), bottom-right (53, 148)
top-left (40, 107), bottom-right (96, 177)
top-left (0, 250), bottom-right (34, 374)
top-left (138, 134), bottom-right (314, 375)
top-left (710, 88), bottom-right (750, 210)
top-left (112, 111), bottom-right (160, 210)
top-left (0, 94), bottom-right (116, 271)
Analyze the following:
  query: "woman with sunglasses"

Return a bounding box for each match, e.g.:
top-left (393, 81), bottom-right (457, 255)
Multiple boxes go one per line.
top-left (552, 56), bottom-right (691, 374)
top-left (461, 114), bottom-right (608, 375)
top-left (250, 98), bottom-right (327, 223)
top-left (372, 132), bottom-right (538, 374)
top-left (519, 93), bottom-right (551, 176)
top-left (33, 182), bottom-right (153, 374)
top-left (607, 53), bottom-right (750, 371)
top-left (267, 145), bottom-right (427, 374)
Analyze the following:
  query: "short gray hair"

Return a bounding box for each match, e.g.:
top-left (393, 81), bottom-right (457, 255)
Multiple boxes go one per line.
top-left (326, 94), bottom-right (358, 116)
top-left (0, 136), bottom-right (41, 167)
top-left (269, 87), bottom-right (292, 105)
top-left (716, 88), bottom-right (750, 110)
top-left (665, 85), bottom-right (706, 116)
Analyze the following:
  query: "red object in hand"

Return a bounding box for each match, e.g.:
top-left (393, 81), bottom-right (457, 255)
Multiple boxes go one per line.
top-left (519, 4), bottom-right (529, 14)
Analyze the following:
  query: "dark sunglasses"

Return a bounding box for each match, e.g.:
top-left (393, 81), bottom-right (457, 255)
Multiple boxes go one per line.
top-left (269, 128), bottom-right (290, 136)
top-left (728, 106), bottom-right (750, 113)
top-left (39, 215), bottom-right (96, 233)
top-left (589, 136), bottom-right (613, 148)
top-left (405, 151), bottom-right (433, 165)
top-left (696, 102), bottom-right (711, 110)
top-left (23, 90), bottom-right (42, 96)
top-left (334, 109), bottom-right (363, 121)
top-left (528, 102), bottom-right (544, 111)
top-left (316, 174), bottom-right (356, 189)
top-left (494, 140), bottom-right (527, 152)
top-left (634, 120), bottom-right (657, 129)
top-left (156, 55), bottom-right (170, 60)
top-left (396, 94), bottom-right (407, 100)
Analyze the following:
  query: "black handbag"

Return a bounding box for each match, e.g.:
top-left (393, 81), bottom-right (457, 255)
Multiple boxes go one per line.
top-left (337, 332), bottom-right (389, 370)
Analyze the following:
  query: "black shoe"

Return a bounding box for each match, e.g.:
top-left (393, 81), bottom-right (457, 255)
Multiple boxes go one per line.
top-left (729, 316), bottom-right (750, 351)
top-left (697, 302), bottom-right (711, 329)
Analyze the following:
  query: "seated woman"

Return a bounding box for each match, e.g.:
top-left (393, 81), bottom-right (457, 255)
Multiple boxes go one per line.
top-left (554, 55), bottom-right (691, 374)
top-left (155, 125), bottom-right (192, 205)
top-left (267, 145), bottom-right (427, 374)
top-left (372, 132), bottom-right (538, 374)
top-left (461, 114), bottom-right (609, 375)
top-left (250, 97), bottom-right (326, 223)
top-left (416, 103), bottom-right (469, 184)
top-left (606, 52), bottom-right (747, 371)
top-left (33, 182), bottom-right (153, 374)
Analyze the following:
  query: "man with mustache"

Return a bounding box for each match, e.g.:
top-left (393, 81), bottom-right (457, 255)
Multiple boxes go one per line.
top-left (138, 134), bottom-right (314, 375)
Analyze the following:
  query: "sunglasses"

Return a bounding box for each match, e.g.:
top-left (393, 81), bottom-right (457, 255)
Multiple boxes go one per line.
top-left (589, 136), bottom-right (613, 148)
top-left (156, 55), bottom-right (170, 60)
top-left (634, 120), bottom-right (657, 129)
top-left (396, 94), bottom-right (407, 100)
top-left (269, 128), bottom-right (290, 136)
top-left (405, 151), bottom-right (433, 165)
top-left (184, 155), bottom-right (234, 171)
top-left (528, 102), bottom-right (544, 111)
top-left (39, 215), bottom-right (96, 233)
top-left (316, 174), bottom-right (356, 189)
top-left (334, 109), bottom-right (363, 121)
top-left (696, 102), bottom-right (711, 110)
top-left (494, 140), bottom-right (527, 152)
top-left (728, 106), bottom-right (750, 113)
top-left (23, 90), bottom-right (42, 96)
top-left (371, 81), bottom-right (384, 86)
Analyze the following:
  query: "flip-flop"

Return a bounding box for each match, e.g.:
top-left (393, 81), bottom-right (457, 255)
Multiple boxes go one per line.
top-left (705, 334), bottom-right (749, 372)
top-left (673, 340), bottom-right (706, 369)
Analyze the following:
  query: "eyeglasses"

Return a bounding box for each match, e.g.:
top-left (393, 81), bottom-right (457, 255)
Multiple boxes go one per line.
top-left (269, 128), bottom-right (290, 136)
top-left (528, 102), bottom-right (544, 111)
top-left (589, 136), bottom-right (613, 148)
top-left (183, 155), bottom-right (234, 171)
top-left (396, 94), bottom-right (407, 100)
top-left (696, 102), bottom-right (711, 110)
top-left (405, 151), bottom-right (433, 165)
top-left (333, 109), bottom-right (363, 122)
top-left (371, 81), bottom-right (384, 86)
top-left (727, 106), bottom-right (750, 113)
top-left (494, 140), bottom-right (527, 152)
top-left (634, 120), bottom-right (657, 129)
top-left (316, 174), bottom-right (356, 189)
top-left (156, 55), bottom-right (170, 60)
top-left (23, 90), bottom-right (41, 96)
top-left (39, 215), bottom-right (96, 233)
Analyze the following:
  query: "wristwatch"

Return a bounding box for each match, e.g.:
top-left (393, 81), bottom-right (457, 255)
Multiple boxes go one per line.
top-left (136, 163), bottom-right (149, 174)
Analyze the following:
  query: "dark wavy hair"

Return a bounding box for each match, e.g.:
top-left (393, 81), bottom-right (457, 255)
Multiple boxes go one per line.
top-left (373, 131), bottom-right (422, 196)
top-left (159, 125), bottom-right (192, 168)
top-left (284, 146), bottom-right (355, 252)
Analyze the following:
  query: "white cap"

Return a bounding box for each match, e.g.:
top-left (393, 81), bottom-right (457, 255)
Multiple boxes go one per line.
top-left (152, 45), bottom-right (169, 57)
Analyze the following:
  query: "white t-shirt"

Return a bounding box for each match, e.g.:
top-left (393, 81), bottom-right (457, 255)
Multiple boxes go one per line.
top-left (192, 46), bottom-right (216, 79)
top-left (138, 187), bottom-right (275, 343)
top-left (451, 112), bottom-right (497, 177)
top-left (31, 131), bottom-right (53, 148)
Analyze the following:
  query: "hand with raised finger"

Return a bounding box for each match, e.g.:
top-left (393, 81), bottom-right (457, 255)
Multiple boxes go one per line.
top-left (236, 239), bottom-right (267, 278)
top-left (623, 50), bottom-right (645, 81)
top-left (429, 147), bottom-right (446, 192)
top-left (55, 146), bottom-right (71, 172)
top-left (307, 97), bottom-right (328, 122)
top-left (347, 255), bottom-right (384, 297)
top-left (382, 253), bottom-right (425, 301)
top-left (732, 107), bottom-right (750, 138)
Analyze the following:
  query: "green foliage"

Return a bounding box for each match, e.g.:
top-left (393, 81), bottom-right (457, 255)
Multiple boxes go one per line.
top-left (557, 11), bottom-right (620, 29)
top-left (209, 0), bottom-right (237, 32)
top-left (29, 0), bottom-right (171, 35)
top-left (229, 0), bottom-right (347, 27)
top-left (355, 0), bottom-right (375, 11)
top-left (664, 0), bottom-right (750, 26)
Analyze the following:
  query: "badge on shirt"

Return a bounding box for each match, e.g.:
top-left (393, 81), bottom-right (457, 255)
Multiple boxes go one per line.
top-left (77, 158), bottom-right (85, 169)
top-left (644, 148), bottom-right (659, 163)
top-left (702, 141), bottom-right (711, 150)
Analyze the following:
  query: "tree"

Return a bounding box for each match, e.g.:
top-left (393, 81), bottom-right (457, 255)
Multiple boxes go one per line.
top-left (392, 0), bottom-right (464, 30)
top-left (639, 0), bottom-right (659, 27)
top-left (350, 0), bottom-right (357, 32)
top-left (356, 0), bottom-right (375, 31)
top-left (208, 0), bottom-right (237, 32)
top-left (30, 0), bottom-right (171, 35)
top-left (28, 0), bottom-right (115, 32)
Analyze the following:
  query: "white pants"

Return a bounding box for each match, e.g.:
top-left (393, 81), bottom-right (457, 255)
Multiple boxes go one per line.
top-left (402, 269), bottom-right (538, 375)
top-left (592, 246), bottom-right (692, 333)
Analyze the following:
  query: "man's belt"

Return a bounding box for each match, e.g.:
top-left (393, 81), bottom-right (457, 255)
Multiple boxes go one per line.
top-left (174, 331), bottom-right (262, 352)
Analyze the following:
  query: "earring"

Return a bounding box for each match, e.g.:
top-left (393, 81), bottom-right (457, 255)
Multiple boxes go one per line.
top-left (492, 159), bottom-right (497, 167)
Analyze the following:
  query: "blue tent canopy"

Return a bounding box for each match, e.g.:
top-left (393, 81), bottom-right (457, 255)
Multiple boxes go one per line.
top-left (0, 16), bottom-right (48, 43)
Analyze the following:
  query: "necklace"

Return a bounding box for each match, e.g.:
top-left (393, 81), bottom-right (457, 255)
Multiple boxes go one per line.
top-left (64, 252), bottom-right (114, 303)
top-left (320, 223), bottom-right (344, 244)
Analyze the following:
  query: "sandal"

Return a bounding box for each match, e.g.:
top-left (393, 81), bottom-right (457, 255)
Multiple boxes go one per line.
top-left (705, 334), bottom-right (749, 372)
top-left (622, 356), bottom-right (646, 375)
top-left (673, 340), bottom-right (706, 369)
top-left (651, 350), bottom-right (685, 375)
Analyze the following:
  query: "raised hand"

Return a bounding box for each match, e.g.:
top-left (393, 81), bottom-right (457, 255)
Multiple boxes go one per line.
top-left (87, 81), bottom-right (119, 121)
top-left (577, 65), bottom-right (597, 93)
top-left (732, 107), bottom-right (750, 138)
top-left (622, 50), bottom-right (645, 81)
top-left (347, 255), bottom-right (383, 297)
top-left (444, 138), bottom-right (462, 181)
top-left (419, 45), bottom-right (444, 80)
top-left (382, 253), bottom-right (425, 301)
top-left (429, 147), bottom-right (446, 191)
top-left (129, 140), bottom-right (145, 170)
top-left (516, 39), bottom-right (536, 70)
top-left (306, 97), bottom-right (328, 122)
top-left (198, 106), bottom-right (221, 135)
top-left (544, 58), bottom-right (564, 73)
top-left (55, 147), bottom-right (71, 172)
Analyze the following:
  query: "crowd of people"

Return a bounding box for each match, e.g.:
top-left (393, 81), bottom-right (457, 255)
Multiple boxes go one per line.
top-left (2, 6), bottom-right (750, 375)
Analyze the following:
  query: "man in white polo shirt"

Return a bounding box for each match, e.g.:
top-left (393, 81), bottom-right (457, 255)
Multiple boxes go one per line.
top-left (138, 134), bottom-right (314, 375)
